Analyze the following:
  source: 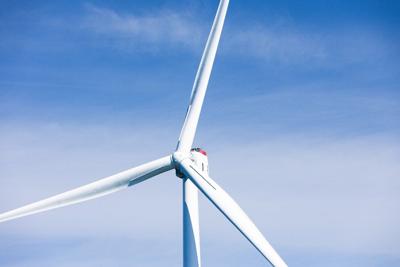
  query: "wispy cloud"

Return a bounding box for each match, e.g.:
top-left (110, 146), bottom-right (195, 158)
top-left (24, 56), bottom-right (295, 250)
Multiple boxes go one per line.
top-left (223, 23), bottom-right (398, 68)
top-left (4, 3), bottom-right (394, 68)
top-left (1, 121), bottom-right (399, 257)
top-left (82, 4), bottom-right (205, 51)
top-left (82, 4), bottom-right (326, 62)
top-left (223, 24), bottom-right (327, 64)
top-left (81, 4), bottom-right (396, 68)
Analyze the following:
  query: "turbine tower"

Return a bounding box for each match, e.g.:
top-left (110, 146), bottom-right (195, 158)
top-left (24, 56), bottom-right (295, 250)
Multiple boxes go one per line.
top-left (0, 1), bottom-right (288, 266)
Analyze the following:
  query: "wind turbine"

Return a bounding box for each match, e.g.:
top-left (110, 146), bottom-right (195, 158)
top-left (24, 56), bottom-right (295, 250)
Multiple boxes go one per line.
top-left (0, 0), bottom-right (287, 266)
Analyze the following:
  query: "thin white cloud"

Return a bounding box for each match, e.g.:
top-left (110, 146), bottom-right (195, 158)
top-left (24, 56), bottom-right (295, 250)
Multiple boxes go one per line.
top-left (223, 24), bottom-right (327, 64)
top-left (81, 4), bottom-right (326, 62)
top-left (82, 4), bottom-right (205, 50)
top-left (223, 22), bottom-right (396, 68)
top-left (81, 5), bottom-right (393, 67)
top-left (0, 121), bottom-right (399, 259)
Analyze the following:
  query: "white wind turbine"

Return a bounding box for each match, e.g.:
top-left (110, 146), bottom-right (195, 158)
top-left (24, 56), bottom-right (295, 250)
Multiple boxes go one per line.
top-left (0, 1), bottom-right (287, 266)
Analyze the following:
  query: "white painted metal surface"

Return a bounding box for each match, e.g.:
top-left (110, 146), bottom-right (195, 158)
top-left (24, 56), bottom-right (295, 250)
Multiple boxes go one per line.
top-left (176, 0), bottom-right (230, 153)
top-left (182, 150), bottom-right (210, 267)
top-left (173, 152), bottom-right (288, 267)
top-left (183, 178), bottom-right (201, 267)
top-left (0, 156), bottom-right (173, 223)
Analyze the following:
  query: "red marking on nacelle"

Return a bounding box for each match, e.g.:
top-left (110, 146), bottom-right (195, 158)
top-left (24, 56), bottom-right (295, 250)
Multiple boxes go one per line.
top-left (191, 147), bottom-right (207, 156)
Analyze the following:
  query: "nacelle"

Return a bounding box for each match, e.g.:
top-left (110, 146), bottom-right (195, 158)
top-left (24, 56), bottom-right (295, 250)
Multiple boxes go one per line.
top-left (190, 148), bottom-right (209, 175)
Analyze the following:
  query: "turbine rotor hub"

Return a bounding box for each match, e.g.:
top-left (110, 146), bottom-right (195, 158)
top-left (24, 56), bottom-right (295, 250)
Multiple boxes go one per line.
top-left (173, 148), bottom-right (209, 178)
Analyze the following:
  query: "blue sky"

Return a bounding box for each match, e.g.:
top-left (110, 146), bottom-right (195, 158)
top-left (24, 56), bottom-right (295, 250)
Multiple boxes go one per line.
top-left (0, 0), bottom-right (399, 266)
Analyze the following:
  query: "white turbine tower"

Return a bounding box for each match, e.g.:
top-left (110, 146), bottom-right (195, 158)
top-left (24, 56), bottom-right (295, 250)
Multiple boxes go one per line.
top-left (0, 1), bottom-right (287, 266)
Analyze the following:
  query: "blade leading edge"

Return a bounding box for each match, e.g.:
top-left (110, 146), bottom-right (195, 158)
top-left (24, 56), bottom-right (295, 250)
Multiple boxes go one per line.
top-left (174, 155), bottom-right (288, 267)
top-left (176, 0), bottom-right (230, 152)
top-left (0, 155), bottom-right (173, 223)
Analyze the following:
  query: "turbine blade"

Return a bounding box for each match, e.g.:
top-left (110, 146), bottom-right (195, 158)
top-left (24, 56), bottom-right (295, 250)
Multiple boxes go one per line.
top-left (176, 157), bottom-right (288, 267)
top-left (0, 155), bottom-right (173, 223)
top-left (176, 0), bottom-right (230, 152)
